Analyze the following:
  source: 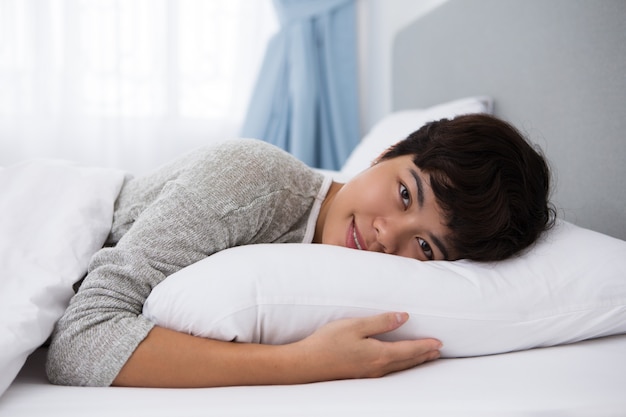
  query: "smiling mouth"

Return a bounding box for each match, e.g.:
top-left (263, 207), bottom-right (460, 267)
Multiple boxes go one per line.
top-left (349, 218), bottom-right (366, 251)
top-left (353, 226), bottom-right (363, 250)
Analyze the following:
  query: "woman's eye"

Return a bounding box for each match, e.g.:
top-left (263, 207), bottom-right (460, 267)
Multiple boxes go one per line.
top-left (399, 184), bottom-right (410, 207)
top-left (418, 237), bottom-right (434, 260)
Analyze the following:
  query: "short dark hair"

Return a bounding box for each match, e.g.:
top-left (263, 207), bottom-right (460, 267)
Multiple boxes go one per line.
top-left (379, 114), bottom-right (556, 261)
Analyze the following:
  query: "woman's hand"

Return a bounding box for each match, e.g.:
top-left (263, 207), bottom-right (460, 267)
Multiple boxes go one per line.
top-left (291, 312), bottom-right (442, 381)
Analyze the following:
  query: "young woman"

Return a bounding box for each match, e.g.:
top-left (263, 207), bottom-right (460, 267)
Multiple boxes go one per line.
top-left (47, 114), bottom-right (554, 388)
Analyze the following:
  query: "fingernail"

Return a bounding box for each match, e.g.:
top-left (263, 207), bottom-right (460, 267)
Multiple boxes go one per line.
top-left (395, 313), bottom-right (406, 324)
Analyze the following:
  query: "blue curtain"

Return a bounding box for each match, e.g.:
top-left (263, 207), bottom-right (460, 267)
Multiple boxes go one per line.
top-left (240, 0), bottom-right (360, 170)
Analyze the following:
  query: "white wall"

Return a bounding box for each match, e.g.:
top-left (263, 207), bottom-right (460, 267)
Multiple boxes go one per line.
top-left (356, 0), bottom-right (448, 135)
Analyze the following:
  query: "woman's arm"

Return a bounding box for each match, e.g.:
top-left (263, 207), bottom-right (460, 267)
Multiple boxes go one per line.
top-left (113, 313), bottom-right (441, 387)
top-left (48, 141), bottom-right (440, 387)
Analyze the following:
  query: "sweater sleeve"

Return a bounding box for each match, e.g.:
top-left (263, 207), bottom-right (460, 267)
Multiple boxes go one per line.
top-left (46, 139), bottom-right (325, 386)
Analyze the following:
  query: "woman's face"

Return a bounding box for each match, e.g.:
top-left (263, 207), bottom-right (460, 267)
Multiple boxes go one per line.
top-left (317, 155), bottom-right (452, 261)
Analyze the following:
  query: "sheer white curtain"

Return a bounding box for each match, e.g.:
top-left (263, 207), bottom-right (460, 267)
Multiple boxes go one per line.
top-left (0, 0), bottom-right (277, 174)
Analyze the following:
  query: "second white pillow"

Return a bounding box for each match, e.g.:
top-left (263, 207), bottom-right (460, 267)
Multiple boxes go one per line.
top-left (340, 97), bottom-right (494, 178)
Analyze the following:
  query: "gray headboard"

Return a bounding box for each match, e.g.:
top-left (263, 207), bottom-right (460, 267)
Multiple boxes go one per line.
top-left (393, 0), bottom-right (626, 240)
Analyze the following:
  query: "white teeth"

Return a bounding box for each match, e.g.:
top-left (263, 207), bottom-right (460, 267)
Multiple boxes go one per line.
top-left (353, 227), bottom-right (363, 250)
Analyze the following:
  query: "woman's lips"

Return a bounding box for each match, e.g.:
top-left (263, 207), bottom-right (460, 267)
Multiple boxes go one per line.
top-left (347, 218), bottom-right (367, 250)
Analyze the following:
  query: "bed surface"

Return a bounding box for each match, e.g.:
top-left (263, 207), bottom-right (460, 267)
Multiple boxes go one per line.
top-left (2, 335), bottom-right (626, 417)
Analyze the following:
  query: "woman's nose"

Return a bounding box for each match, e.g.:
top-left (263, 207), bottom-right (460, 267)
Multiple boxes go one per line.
top-left (373, 217), bottom-right (401, 255)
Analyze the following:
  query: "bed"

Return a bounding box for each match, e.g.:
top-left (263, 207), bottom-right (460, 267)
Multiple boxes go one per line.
top-left (2, 0), bottom-right (626, 416)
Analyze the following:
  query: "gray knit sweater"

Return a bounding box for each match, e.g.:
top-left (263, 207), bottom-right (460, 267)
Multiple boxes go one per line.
top-left (46, 139), bottom-right (329, 386)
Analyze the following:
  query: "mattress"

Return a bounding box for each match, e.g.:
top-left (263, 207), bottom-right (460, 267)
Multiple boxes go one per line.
top-left (2, 334), bottom-right (625, 417)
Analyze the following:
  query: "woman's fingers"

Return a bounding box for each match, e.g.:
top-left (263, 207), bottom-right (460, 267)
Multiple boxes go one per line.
top-left (372, 339), bottom-right (442, 377)
top-left (349, 311), bottom-right (442, 352)
top-left (351, 311), bottom-right (411, 335)
top-left (351, 313), bottom-right (442, 377)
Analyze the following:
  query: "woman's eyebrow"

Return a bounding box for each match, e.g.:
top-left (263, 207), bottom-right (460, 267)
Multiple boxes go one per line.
top-left (409, 169), bottom-right (424, 208)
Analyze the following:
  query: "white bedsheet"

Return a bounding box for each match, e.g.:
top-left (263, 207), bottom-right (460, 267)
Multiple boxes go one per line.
top-left (2, 334), bottom-right (625, 417)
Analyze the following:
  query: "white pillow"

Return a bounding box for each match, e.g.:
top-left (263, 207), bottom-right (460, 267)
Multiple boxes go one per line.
top-left (340, 96), bottom-right (494, 178)
top-left (0, 160), bottom-right (125, 397)
top-left (144, 220), bottom-right (626, 358)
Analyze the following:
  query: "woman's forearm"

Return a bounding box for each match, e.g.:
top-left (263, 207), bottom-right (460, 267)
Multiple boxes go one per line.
top-left (113, 326), bottom-right (312, 387)
top-left (113, 313), bottom-right (442, 388)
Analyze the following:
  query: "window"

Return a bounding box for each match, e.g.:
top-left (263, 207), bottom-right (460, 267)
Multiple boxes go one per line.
top-left (0, 0), bottom-right (277, 172)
